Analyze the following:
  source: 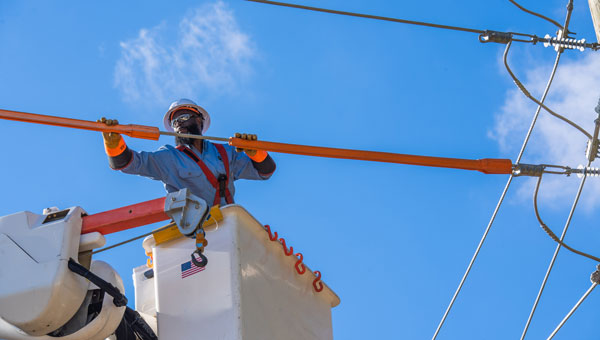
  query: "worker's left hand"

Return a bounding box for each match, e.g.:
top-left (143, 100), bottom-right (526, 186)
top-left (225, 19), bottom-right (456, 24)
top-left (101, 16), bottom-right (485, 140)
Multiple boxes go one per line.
top-left (234, 132), bottom-right (258, 157)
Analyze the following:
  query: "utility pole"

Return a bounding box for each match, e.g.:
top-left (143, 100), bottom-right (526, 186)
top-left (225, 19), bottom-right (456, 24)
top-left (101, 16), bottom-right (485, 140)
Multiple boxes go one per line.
top-left (589, 0), bottom-right (600, 41)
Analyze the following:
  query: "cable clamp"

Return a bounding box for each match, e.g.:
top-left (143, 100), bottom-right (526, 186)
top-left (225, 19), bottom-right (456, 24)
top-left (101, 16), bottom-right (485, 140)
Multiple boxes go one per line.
top-left (513, 163), bottom-right (545, 177)
top-left (590, 264), bottom-right (600, 285)
top-left (479, 30), bottom-right (513, 44)
top-left (513, 164), bottom-right (576, 177)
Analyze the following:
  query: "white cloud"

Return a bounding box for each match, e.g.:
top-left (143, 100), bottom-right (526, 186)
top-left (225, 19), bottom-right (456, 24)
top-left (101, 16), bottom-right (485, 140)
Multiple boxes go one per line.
top-left (490, 53), bottom-right (600, 209)
top-left (114, 1), bottom-right (255, 106)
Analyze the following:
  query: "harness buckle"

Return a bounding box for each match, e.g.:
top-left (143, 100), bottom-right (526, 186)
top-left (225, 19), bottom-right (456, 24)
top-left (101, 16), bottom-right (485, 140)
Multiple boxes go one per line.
top-left (217, 174), bottom-right (228, 198)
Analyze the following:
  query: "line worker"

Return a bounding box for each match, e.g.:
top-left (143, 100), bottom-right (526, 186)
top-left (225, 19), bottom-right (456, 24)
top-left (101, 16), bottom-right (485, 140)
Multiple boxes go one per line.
top-left (99, 99), bottom-right (276, 207)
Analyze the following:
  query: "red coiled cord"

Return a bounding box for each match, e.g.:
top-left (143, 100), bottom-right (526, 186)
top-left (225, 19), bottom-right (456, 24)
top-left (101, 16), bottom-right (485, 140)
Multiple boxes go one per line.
top-left (263, 224), bottom-right (322, 293)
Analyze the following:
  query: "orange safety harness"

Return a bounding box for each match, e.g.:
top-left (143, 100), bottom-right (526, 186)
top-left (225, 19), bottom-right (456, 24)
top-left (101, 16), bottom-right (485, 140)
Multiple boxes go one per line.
top-left (176, 144), bottom-right (234, 206)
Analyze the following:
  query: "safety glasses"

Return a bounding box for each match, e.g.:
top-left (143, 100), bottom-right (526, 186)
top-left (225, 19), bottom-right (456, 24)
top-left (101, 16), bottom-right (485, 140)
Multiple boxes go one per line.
top-left (170, 113), bottom-right (196, 127)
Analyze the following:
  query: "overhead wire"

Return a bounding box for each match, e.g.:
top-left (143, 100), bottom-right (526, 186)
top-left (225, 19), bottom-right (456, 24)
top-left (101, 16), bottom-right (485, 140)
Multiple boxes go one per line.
top-left (245, 0), bottom-right (485, 34)
top-left (245, 0), bottom-right (540, 41)
top-left (503, 41), bottom-right (592, 140)
top-left (431, 25), bottom-right (566, 340)
top-left (533, 173), bottom-right (600, 263)
top-left (520, 162), bottom-right (591, 339)
top-left (247, 0), bottom-right (597, 338)
top-left (508, 0), bottom-right (565, 30)
top-left (546, 282), bottom-right (597, 339)
top-left (517, 2), bottom-right (596, 337)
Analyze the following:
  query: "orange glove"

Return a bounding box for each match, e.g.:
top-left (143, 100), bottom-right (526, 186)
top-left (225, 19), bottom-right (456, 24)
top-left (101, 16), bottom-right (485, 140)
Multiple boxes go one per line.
top-left (98, 117), bottom-right (127, 156)
top-left (234, 132), bottom-right (268, 162)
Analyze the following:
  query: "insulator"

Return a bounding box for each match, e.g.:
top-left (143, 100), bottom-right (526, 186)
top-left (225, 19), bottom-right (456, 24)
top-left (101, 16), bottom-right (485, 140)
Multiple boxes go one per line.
top-left (543, 34), bottom-right (586, 51)
top-left (585, 139), bottom-right (600, 162)
top-left (576, 164), bottom-right (600, 178)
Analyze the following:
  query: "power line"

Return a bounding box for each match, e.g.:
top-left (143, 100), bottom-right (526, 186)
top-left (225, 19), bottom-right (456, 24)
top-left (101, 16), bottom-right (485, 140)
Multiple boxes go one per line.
top-left (431, 33), bottom-right (565, 340)
top-left (508, 0), bottom-right (565, 30)
top-left (533, 173), bottom-right (600, 263)
top-left (248, 0), bottom-right (595, 337)
top-left (246, 0), bottom-right (485, 34)
top-left (245, 0), bottom-right (599, 50)
top-left (546, 272), bottom-right (599, 339)
top-left (503, 41), bottom-right (592, 139)
top-left (245, 0), bottom-right (541, 42)
top-left (520, 166), bottom-right (591, 339)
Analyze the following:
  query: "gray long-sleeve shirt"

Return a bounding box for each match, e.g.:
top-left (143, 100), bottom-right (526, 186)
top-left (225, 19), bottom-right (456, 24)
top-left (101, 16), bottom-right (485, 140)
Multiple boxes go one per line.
top-left (120, 141), bottom-right (274, 206)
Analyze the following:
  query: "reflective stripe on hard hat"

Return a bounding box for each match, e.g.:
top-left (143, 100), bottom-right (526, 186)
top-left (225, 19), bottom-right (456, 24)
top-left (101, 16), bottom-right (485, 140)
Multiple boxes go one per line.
top-left (163, 98), bottom-right (211, 133)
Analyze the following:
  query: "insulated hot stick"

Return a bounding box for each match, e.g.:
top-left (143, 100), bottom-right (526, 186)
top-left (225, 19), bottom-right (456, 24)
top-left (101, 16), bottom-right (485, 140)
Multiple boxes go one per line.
top-left (0, 108), bottom-right (512, 174)
top-left (229, 138), bottom-right (512, 174)
top-left (0, 108), bottom-right (161, 140)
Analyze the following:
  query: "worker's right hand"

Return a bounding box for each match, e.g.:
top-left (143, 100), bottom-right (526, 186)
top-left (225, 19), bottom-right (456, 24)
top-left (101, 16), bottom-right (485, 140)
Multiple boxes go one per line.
top-left (98, 117), bottom-right (122, 148)
top-left (234, 132), bottom-right (258, 157)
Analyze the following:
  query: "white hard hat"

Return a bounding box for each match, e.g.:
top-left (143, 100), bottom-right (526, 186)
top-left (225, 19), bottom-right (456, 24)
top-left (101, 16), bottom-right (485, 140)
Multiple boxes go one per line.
top-left (163, 98), bottom-right (211, 133)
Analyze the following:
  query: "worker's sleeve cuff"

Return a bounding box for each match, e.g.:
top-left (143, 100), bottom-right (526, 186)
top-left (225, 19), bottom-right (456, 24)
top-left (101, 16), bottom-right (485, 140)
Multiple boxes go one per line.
top-left (248, 150), bottom-right (268, 163)
top-left (104, 136), bottom-right (127, 157)
top-left (108, 147), bottom-right (133, 170)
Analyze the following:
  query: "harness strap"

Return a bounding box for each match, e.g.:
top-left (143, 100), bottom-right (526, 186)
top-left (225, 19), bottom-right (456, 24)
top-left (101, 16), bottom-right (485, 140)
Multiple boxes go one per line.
top-left (215, 144), bottom-right (233, 204)
top-left (176, 144), bottom-right (233, 205)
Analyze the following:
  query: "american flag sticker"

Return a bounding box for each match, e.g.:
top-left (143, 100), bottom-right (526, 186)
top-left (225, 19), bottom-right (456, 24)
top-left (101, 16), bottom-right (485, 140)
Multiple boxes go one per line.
top-left (181, 260), bottom-right (206, 279)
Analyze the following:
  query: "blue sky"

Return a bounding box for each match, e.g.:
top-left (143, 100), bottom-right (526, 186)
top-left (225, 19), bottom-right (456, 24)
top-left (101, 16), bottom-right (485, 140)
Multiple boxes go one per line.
top-left (2, 1), bottom-right (600, 339)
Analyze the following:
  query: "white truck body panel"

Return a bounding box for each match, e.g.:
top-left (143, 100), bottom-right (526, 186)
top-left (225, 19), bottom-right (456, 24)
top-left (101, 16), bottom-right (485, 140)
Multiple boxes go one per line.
top-left (135, 204), bottom-right (339, 340)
